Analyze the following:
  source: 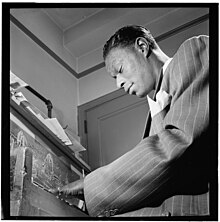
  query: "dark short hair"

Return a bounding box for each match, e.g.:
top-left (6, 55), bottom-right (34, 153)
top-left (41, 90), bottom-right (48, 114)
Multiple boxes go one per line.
top-left (103, 25), bottom-right (156, 60)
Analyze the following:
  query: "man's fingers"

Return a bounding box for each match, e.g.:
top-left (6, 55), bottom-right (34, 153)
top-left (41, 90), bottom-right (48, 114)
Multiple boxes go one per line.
top-left (59, 186), bottom-right (70, 194)
top-left (48, 188), bottom-right (59, 194)
top-left (49, 187), bottom-right (66, 195)
top-left (48, 179), bottom-right (84, 196)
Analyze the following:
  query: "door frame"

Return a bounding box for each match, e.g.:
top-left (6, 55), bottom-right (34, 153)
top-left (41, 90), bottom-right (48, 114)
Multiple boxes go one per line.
top-left (77, 88), bottom-right (126, 162)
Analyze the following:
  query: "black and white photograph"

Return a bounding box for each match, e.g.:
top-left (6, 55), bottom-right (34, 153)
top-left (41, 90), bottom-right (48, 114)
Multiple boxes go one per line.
top-left (2, 2), bottom-right (218, 220)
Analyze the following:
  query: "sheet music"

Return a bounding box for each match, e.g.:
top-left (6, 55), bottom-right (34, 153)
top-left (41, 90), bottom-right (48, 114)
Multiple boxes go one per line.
top-left (43, 118), bottom-right (73, 146)
top-left (11, 92), bottom-right (28, 105)
top-left (11, 92), bottom-right (72, 146)
top-left (10, 70), bottom-right (28, 91)
top-left (10, 72), bottom-right (87, 151)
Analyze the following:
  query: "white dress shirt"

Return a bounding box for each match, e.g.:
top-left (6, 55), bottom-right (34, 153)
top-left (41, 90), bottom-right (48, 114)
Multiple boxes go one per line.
top-left (147, 58), bottom-right (172, 118)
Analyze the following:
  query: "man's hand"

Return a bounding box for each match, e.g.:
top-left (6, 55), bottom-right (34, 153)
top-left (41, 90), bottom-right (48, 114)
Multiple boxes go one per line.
top-left (49, 179), bottom-right (84, 199)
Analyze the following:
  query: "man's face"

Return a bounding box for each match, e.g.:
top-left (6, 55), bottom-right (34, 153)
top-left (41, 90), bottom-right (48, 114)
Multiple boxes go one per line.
top-left (105, 46), bottom-right (155, 98)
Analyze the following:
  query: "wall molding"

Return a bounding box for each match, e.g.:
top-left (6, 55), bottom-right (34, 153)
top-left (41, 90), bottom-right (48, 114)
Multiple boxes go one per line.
top-left (10, 13), bottom-right (209, 79)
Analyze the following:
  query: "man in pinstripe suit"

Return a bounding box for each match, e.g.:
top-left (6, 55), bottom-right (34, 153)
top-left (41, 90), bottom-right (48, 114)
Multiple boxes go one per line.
top-left (50, 25), bottom-right (209, 217)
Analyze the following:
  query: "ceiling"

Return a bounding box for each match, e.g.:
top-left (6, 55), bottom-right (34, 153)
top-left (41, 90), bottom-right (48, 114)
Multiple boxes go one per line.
top-left (42, 7), bottom-right (152, 58)
top-left (10, 7), bottom-right (209, 75)
top-left (11, 7), bottom-right (180, 58)
top-left (42, 8), bottom-right (105, 31)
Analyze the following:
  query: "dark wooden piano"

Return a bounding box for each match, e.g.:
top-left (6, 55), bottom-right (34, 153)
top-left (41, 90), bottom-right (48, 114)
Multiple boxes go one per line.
top-left (10, 98), bottom-right (90, 217)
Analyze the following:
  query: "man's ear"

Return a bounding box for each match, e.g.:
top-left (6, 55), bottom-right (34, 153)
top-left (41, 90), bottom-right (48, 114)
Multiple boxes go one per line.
top-left (135, 37), bottom-right (150, 57)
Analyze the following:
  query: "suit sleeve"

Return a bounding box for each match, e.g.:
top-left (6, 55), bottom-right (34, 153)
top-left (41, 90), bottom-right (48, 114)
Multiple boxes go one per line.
top-left (83, 36), bottom-right (209, 217)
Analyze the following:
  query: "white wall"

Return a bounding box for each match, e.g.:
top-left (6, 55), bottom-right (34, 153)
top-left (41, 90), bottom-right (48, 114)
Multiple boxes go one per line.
top-left (10, 22), bottom-right (79, 137)
top-left (78, 67), bottom-right (117, 105)
top-left (10, 9), bottom-right (77, 70)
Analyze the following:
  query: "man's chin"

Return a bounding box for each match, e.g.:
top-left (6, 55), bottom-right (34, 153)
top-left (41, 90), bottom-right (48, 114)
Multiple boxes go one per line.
top-left (129, 88), bottom-right (147, 98)
top-left (135, 91), bottom-right (147, 98)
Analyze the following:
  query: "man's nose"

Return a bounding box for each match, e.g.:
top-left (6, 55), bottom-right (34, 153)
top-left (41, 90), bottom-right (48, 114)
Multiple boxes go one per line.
top-left (116, 75), bottom-right (125, 88)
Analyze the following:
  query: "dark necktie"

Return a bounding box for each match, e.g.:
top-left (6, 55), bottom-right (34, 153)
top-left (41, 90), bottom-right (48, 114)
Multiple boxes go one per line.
top-left (142, 69), bottom-right (163, 139)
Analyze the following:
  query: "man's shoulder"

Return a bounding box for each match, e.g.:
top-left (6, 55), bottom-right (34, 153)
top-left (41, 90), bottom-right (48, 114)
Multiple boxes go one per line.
top-left (180, 35), bottom-right (209, 49)
top-left (186, 35), bottom-right (209, 44)
top-left (187, 35), bottom-right (209, 41)
top-left (173, 35), bottom-right (209, 59)
top-left (165, 35), bottom-right (209, 73)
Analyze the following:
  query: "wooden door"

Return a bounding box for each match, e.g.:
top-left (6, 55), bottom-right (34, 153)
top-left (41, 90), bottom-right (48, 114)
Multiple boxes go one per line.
top-left (78, 89), bottom-right (149, 170)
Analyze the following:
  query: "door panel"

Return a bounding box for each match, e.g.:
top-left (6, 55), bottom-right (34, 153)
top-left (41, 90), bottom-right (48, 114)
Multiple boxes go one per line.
top-left (87, 93), bottom-right (149, 169)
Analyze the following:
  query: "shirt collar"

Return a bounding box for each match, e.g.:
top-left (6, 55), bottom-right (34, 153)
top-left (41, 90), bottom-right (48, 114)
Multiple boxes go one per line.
top-left (146, 57), bottom-right (172, 117)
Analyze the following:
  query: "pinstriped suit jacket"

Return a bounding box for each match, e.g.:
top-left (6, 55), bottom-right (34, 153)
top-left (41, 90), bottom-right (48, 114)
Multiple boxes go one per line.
top-left (84, 35), bottom-right (209, 217)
